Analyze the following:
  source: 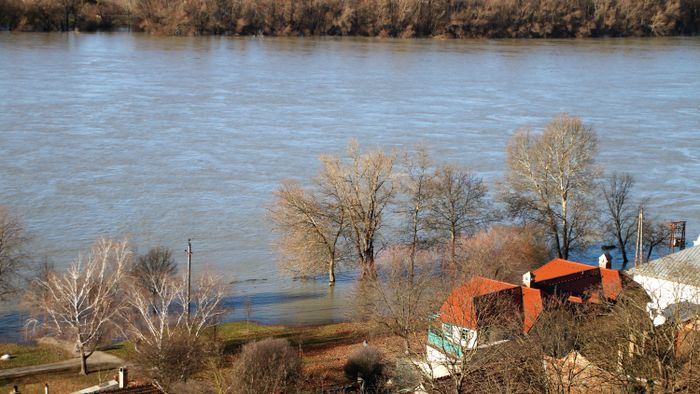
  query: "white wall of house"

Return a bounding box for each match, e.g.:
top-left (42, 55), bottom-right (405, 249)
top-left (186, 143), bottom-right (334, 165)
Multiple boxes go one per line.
top-left (426, 324), bottom-right (479, 363)
top-left (632, 274), bottom-right (700, 322)
top-left (426, 345), bottom-right (450, 363)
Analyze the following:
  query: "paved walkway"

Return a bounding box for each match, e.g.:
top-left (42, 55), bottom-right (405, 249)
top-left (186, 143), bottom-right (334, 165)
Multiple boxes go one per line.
top-left (0, 338), bottom-right (124, 380)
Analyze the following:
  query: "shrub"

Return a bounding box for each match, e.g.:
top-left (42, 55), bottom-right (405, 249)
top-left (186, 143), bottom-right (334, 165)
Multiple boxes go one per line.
top-left (233, 338), bottom-right (303, 394)
top-left (343, 346), bottom-right (385, 392)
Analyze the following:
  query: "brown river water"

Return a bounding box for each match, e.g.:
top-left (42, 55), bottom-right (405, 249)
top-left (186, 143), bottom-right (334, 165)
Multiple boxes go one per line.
top-left (0, 33), bottom-right (699, 341)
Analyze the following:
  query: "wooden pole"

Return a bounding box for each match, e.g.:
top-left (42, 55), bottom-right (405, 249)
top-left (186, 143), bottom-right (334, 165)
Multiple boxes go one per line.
top-left (186, 239), bottom-right (192, 320)
top-left (634, 208), bottom-right (644, 268)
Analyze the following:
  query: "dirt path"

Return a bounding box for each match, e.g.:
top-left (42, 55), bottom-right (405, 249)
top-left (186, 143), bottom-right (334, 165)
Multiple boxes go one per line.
top-left (0, 338), bottom-right (124, 380)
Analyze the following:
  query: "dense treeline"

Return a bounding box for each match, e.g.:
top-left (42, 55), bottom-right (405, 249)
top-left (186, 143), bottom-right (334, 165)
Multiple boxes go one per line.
top-left (1, 0), bottom-right (699, 37)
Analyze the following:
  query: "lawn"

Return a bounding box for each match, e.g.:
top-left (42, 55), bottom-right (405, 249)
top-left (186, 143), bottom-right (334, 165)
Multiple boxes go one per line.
top-left (0, 369), bottom-right (111, 393)
top-left (2, 321), bottom-right (396, 392)
top-left (0, 342), bottom-right (72, 370)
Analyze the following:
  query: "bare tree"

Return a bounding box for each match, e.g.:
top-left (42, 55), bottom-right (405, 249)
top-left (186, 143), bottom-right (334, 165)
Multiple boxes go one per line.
top-left (131, 246), bottom-right (178, 301)
top-left (27, 238), bottom-right (132, 375)
top-left (361, 246), bottom-right (443, 352)
top-left (269, 180), bottom-right (346, 285)
top-left (503, 114), bottom-right (600, 260)
top-left (232, 337), bottom-right (303, 394)
top-left (454, 224), bottom-right (551, 284)
top-left (580, 287), bottom-right (700, 393)
top-left (602, 173), bottom-right (639, 267)
top-left (396, 144), bottom-right (435, 280)
top-left (319, 141), bottom-right (396, 279)
top-left (120, 273), bottom-right (225, 391)
top-left (0, 207), bottom-right (30, 300)
top-left (428, 164), bottom-right (488, 265)
top-left (644, 219), bottom-right (671, 260)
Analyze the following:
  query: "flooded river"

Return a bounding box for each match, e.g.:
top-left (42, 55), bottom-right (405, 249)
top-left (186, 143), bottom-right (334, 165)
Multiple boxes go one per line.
top-left (1, 33), bottom-right (699, 341)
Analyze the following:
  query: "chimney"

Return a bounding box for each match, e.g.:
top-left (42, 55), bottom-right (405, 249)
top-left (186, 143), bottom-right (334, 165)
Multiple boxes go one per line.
top-left (523, 271), bottom-right (535, 287)
top-left (119, 367), bottom-right (128, 389)
top-left (598, 252), bottom-right (612, 269)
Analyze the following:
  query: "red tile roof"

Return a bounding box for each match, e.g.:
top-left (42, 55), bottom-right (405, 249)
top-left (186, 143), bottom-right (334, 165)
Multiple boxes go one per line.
top-left (438, 277), bottom-right (518, 329)
top-left (600, 268), bottom-right (623, 300)
top-left (438, 276), bottom-right (543, 333)
top-left (532, 258), bottom-right (596, 281)
top-left (531, 258), bottom-right (623, 302)
top-left (522, 287), bottom-right (543, 332)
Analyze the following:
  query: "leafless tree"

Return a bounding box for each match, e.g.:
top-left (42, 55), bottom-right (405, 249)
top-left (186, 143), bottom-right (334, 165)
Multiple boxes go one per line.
top-left (269, 180), bottom-right (346, 285)
top-left (602, 173), bottom-right (640, 267)
top-left (503, 114), bottom-right (600, 260)
top-left (396, 144), bottom-right (435, 280)
top-left (232, 337), bottom-right (303, 394)
top-left (131, 246), bottom-right (177, 302)
top-left (27, 238), bottom-right (132, 375)
top-left (361, 246), bottom-right (443, 352)
top-left (416, 286), bottom-right (526, 394)
top-left (644, 219), bottom-right (672, 260)
top-left (580, 287), bottom-right (700, 393)
top-left (319, 141), bottom-right (397, 279)
top-left (428, 164), bottom-right (488, 266)
top-left (0, 207), bottom-right (30, 300)
top-left (120, 273), bottom-right (225, 391)
top-left (344, 346), bottom-right (387, 392)
top-left (453, 224), bottom-right (551, 284)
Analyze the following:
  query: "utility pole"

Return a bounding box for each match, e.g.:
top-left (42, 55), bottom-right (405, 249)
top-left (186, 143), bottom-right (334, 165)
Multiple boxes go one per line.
top-left (634, 208), bottom-right (644, 268)
top-left (186, 239), bottom-right (192, 320)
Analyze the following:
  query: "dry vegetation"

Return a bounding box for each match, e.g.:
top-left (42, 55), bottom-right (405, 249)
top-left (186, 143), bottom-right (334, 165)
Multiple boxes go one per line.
top-left (1, 0), bottom-right (699, 37)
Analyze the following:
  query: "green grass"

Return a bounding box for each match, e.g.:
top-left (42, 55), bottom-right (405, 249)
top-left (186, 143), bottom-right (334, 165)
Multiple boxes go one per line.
top-left (214, 321), bottom-right (364, 354)
top-left (103, 341), bottom-right (135, 362)
top-left (101, 321), bottom-right (364, 363)
top-left (0, 369), bottom-right (110, 393)
top-left (0, 343), bottom-right (72, 370)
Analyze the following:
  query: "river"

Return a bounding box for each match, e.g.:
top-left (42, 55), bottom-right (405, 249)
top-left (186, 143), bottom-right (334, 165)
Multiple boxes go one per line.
top-left (1, 33), bottom-right (699, 342)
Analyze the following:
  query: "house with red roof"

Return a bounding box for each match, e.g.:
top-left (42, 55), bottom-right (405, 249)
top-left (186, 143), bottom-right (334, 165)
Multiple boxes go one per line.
top-left (427, 258), bottom-right (625, 362)
top-left (427, 276), bottom-right (543, 362)
top-left (523, 258), bottom-right (623, 304)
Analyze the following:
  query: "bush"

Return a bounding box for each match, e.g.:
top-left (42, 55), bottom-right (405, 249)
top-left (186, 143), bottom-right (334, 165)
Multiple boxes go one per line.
top-left (233, 338), bottom-right (303, 394)
top-left (343, 346), bottom-right (385, 392)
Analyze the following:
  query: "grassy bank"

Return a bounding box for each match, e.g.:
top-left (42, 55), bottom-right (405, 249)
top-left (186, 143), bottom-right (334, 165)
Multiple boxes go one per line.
top-left (0, 342), bottom-right (71, 370)
top-left (1, 321), bottom-right (396, 392)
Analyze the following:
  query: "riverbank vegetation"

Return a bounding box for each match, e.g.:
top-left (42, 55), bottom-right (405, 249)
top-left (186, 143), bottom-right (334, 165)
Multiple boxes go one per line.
top-left (1, 0), bottom-right (699, 37)
top-left (270, 114), bottom-right (667, 285)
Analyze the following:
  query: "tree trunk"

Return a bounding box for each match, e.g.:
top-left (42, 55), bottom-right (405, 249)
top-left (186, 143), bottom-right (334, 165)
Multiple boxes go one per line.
top-left (450, 226), bottom-right (457, 266)
top-left (328, 258), bottom-right (335, 285)
top-left (617, 232), bottom-right (628, 263)
top-left (79, 348), bottom-right (88, 375)
top-left (360, 253), bottom-right (376, 279)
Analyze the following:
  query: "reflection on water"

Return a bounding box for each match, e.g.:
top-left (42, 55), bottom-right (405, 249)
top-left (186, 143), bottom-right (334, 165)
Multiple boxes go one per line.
top-left (0, 33), bottom-right (699, 342)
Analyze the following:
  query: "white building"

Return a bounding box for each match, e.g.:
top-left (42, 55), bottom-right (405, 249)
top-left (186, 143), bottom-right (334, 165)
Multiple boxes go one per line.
top-left (628, 243), bottom-right (700, 325)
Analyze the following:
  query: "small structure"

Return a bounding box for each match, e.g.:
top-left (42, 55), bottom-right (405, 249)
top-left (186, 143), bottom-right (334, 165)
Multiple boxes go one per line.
top-left (627, 243), bottom-right (700, 325)
top-left (426, 276), bottom-right (543, 362)
top-left (427, 258), bottom-right (626, 363)
top-left (524, 258), bottom-right (624, 304)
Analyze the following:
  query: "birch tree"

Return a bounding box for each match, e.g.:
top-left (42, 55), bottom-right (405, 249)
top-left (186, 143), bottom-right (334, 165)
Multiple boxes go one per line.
top-left (503, 114), bottom-right (600, 260)
top-left (120, 273), bottom-right (225, 391)
top-left (28, 238), bottom-right (132, 375)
